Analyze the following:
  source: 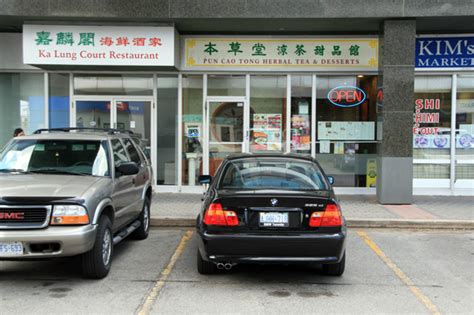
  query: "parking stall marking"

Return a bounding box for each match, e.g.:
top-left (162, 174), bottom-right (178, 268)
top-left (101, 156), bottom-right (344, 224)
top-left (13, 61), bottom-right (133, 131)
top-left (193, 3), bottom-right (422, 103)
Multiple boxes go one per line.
top-left (136, 230), bottom-right (194, 315)
top-left (357, 231), bottom-right (441, 315)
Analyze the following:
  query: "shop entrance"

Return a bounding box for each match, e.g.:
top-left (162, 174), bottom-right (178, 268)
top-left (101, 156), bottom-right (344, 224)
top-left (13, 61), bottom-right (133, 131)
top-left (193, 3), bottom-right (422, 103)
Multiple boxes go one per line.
top-left (203, 98), bottom-right (248, 177)
top-left (72, 96), bottom-right (153, 156)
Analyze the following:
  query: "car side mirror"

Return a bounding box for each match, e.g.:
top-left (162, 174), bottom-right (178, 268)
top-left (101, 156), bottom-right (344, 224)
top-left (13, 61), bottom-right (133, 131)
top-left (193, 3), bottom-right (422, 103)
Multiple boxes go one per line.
top-left (198, 175), bottom-right (212, 185)
top-left (327, 176), bottom-right (335, 185)
top-left (116, 162), bottom-right (139, 176)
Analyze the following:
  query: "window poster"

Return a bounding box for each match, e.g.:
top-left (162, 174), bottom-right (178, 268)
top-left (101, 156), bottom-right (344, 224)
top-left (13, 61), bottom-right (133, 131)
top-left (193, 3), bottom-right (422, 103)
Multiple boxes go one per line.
top-left (291, 115), bottom-right (310, 151)
top-left (252, 114), bottom-right (282, 151)
top-left (334, 142), bottom-right (345, 154)
top-left (320, 140), bottom-right (331, 153)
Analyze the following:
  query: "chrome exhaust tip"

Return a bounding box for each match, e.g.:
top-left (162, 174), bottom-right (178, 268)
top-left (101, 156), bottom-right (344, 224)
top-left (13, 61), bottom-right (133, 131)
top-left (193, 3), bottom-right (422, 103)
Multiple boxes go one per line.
top-left (224, 263), bottom-right (233, 270)
top-left (216, 263), bottom-right (225, 270)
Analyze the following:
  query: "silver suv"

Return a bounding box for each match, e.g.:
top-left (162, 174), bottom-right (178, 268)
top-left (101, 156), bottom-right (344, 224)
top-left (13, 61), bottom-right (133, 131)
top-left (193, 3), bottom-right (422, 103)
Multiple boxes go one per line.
top-left (0, 128), bottom-right (153, 279)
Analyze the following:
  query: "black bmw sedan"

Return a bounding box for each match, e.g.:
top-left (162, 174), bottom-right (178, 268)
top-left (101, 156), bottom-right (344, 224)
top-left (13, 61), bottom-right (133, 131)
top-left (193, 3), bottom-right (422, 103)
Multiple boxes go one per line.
top-left (196, 153), bottom-right (346, 276)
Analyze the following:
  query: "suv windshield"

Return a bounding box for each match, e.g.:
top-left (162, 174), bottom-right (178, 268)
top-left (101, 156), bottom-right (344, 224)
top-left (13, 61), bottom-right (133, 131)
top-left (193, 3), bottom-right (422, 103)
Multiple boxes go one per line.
top-left (0, 139), bottom-right (110, 176)
top-left (219, 158), bottom-right (328, 191)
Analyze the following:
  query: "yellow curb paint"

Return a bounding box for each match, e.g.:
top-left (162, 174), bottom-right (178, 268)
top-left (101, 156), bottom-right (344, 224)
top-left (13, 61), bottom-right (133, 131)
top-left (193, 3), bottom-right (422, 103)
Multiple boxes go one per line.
top-left (357, 231), bottom-right (441, 315)
top-left (136, 230), bottom-right (194, 315)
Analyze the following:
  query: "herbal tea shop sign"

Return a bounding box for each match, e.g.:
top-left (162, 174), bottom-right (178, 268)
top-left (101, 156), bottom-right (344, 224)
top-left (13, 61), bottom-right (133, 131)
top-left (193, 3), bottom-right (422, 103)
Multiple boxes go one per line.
top-left (181, 36), bottom-right (379, 71)
top-left (23, 25), bottom-right (176, 66)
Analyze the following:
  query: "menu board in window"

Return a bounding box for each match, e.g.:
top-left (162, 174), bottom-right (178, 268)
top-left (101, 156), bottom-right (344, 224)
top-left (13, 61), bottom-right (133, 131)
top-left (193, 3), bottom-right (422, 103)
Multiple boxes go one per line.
top-left (318, 121), bottom-right (375, 140)
top-left (252, 114), bottom-right (282, 151)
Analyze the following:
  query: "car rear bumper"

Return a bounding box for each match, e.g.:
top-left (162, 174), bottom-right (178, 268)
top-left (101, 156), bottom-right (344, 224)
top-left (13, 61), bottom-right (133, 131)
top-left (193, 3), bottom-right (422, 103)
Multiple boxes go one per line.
top-left (0, 225), bottom-right (97, 259)
top-left (197, 230), bottom-right (346, 264)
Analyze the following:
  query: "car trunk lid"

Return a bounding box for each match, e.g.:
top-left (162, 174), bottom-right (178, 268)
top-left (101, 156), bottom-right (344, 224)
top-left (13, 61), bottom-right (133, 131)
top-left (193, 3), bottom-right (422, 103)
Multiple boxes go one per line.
top-left (214, 189), bottom-right (333, 232)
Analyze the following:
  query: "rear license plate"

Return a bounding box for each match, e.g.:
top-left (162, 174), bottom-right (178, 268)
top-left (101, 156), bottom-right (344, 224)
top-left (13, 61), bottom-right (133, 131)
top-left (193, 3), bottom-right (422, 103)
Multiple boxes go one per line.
top-left (259, 212), bottom-right (289, 227)
top-left (0, 242), bottom-right (24, 257)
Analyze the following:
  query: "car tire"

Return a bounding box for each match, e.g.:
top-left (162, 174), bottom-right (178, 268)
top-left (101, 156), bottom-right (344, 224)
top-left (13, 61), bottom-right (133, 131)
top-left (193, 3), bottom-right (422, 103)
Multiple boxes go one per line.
top-left (132, 196), bottom-right (151, 240)
top-left (81, 216), bottom-right (113, 279)
top-left (197, 249), bottom-right (217, 275)
top-left (322, 252), bottom-right (345, 276)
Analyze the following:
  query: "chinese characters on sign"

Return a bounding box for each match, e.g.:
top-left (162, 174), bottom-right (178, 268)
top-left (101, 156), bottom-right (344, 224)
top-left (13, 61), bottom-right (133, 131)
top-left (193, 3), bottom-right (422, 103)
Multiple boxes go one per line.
top-left (23, 25), bottom-right (176, 66)
top-left (35, 32), bottom-right (162, 48)
top-left (183, 37), bottom-right (378, 71)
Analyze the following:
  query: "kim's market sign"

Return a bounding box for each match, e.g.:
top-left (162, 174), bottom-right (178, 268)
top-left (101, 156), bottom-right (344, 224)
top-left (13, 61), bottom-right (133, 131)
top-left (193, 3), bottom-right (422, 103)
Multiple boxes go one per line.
top-left (416, 35), bottom-right (474, 70)
top-left (181, 36), bottom-right (379, 71)
top-left (23, 24), bottom-right (177, 66)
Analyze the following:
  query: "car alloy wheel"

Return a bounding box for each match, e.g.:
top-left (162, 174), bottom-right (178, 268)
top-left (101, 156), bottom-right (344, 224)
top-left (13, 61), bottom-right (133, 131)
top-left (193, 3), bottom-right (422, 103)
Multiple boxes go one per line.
top-left (143, 203), bottom-right (150, 232)
top-left (102, 229), bottom-right (112, 266)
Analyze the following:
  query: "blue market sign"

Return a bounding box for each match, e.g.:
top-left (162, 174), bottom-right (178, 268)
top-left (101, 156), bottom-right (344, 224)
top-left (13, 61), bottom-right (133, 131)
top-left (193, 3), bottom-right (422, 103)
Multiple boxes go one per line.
top-left (327, 86), bottom-right (367, 108)
top-left (416, 36), bottom-right (474, 69)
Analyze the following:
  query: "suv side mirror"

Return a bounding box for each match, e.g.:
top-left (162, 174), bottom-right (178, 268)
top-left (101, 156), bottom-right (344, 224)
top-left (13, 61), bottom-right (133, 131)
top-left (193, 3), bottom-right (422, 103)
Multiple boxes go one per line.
top-left (327, 176), bottom-right (335, 185)
top-left (116, 162), bottom-right (139, 176)
top-left (198, 175), bottom-right (212, 185)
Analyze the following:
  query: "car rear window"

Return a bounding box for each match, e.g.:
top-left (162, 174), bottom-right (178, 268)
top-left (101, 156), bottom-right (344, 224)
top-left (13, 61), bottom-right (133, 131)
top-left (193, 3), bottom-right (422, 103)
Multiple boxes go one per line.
top-left (218, 158), bottom-right (328, 191)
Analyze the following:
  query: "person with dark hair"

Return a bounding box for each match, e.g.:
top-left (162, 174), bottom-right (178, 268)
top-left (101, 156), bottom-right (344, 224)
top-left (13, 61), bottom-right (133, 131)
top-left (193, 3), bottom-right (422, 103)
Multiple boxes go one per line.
top-left (13, 128), bottom-right (25, 137)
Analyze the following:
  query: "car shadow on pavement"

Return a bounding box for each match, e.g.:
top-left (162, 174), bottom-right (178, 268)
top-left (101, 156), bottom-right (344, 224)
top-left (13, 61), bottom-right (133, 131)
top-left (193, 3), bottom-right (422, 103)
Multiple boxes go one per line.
top-left (207, 263), bottom-right (346, 284)
top-left (0, 237), bottom-right (140, 281)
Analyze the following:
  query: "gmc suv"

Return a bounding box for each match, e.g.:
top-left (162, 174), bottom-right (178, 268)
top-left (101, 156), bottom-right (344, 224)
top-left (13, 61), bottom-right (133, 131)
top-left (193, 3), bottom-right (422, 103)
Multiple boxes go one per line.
top-left (0, 128), bottom-right (153, 279)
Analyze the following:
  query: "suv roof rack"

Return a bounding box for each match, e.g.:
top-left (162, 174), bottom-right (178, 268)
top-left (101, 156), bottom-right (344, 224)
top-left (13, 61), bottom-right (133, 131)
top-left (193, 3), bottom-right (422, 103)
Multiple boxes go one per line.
top-left (33, 128), bottom-right (134, 135)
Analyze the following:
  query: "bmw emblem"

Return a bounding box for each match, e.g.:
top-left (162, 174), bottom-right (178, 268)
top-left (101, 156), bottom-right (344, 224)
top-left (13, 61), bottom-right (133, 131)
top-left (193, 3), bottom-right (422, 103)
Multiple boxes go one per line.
top-left (270, 198), bottom-right (278, 206)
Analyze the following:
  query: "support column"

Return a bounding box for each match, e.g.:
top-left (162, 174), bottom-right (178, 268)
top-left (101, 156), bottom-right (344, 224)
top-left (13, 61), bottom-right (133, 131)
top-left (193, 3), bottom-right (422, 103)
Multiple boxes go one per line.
top-left (376, 20), bottom-right (416, 204)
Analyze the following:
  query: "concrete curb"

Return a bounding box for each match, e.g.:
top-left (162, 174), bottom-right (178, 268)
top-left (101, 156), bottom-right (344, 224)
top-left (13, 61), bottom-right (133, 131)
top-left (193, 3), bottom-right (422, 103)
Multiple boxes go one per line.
top-left (150, 217), bottom-right (474, 230)
top-left (346, 218), bottom-right (474, 230)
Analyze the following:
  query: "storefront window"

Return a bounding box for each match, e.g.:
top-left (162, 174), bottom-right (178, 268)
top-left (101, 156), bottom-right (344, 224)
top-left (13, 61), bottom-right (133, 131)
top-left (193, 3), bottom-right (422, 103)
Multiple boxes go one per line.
top-left (0, 73), bottom-right (45, 147)
top-left (316, 75), bottom-right (378, 187)
top-left (291, 75), bottom-right (312, 154)
top-left (250, 75), bottom-right (287, 153)
top-left (455, 74), bottom-right (474, 181)
top-left (49, 73), bottom-right (70, 128)
top-left (157, 76), bottom-right (179, 185)
top-left (413, 76), bottom-right (451, 179)
top-left (182, 75), bottom-right (203, 186)
top-left (208, 75), bottom-right (245, 96)
top-left (73, 74), bottom-right (153, 95)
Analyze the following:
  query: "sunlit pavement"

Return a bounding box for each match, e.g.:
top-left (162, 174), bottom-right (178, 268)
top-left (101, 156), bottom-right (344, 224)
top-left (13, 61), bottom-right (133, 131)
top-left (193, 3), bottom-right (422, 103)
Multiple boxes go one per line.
top-left (1, 228), bottom-right (473, 314)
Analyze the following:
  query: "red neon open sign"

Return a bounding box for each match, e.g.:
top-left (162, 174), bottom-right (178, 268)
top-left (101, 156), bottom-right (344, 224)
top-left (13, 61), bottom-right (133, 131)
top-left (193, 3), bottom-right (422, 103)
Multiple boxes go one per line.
top-left (328, 86), bottom-right (367, 108)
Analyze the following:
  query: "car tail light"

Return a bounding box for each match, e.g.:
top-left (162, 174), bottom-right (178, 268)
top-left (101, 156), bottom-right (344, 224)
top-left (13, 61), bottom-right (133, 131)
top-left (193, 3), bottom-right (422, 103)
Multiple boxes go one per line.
top-left (309, 212), bottom-right (322, 227)
top-left (310, 203), bottom-right (342, 227)
top-left (203, 203), bottom-right (239, 226)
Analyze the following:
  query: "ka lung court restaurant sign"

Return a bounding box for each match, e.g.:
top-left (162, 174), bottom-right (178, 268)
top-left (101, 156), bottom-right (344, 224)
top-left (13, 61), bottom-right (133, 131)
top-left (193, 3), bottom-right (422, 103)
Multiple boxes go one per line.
top-left (182, 36), bottom-right (379, 71)
top-left (23, 25), bottom-right (176, 66)
top-left (416, 35), bottom-right (474, 69)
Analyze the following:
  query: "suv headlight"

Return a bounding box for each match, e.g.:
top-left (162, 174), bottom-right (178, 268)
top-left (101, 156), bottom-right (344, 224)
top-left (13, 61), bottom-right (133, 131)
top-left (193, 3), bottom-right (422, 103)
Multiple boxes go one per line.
top-left (51, 205), bottom-right (89, 225)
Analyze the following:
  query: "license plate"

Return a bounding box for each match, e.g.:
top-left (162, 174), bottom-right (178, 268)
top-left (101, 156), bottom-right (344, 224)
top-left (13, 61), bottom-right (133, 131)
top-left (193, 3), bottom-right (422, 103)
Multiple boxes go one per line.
top-left (259, 212), bottom-right (289, 227)
top-left (0, 242), bottom-right (24, 257)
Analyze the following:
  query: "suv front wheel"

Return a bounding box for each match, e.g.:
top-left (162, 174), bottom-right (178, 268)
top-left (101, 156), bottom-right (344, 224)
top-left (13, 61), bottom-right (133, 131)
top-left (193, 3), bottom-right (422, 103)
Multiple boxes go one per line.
top-left (81, 216), bottom-right (113, 279)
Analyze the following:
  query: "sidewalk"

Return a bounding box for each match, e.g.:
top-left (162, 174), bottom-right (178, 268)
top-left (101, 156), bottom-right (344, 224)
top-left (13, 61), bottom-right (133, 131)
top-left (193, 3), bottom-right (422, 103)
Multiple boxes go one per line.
top-left (151, 193), bottom-right (474, 229)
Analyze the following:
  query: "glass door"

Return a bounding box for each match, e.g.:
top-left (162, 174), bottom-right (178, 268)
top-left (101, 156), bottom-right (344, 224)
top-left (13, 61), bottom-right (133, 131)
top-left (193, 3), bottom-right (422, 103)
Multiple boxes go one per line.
top-left (73, 97), bottom-right (153, 163)
top-left (204, 99), bottom-right (246, 177)
top-left (75, 100), bottom-right (111, 129)
top-left (113, 100), bottom-right (152, 158)
top-left (454, 74), bottom-right (474, 189)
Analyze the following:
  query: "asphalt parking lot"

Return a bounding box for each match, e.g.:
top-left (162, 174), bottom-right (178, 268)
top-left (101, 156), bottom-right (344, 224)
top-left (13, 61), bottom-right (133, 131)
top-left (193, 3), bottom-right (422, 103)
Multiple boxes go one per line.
top-left (0, 228), bottom-right (472, 315)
